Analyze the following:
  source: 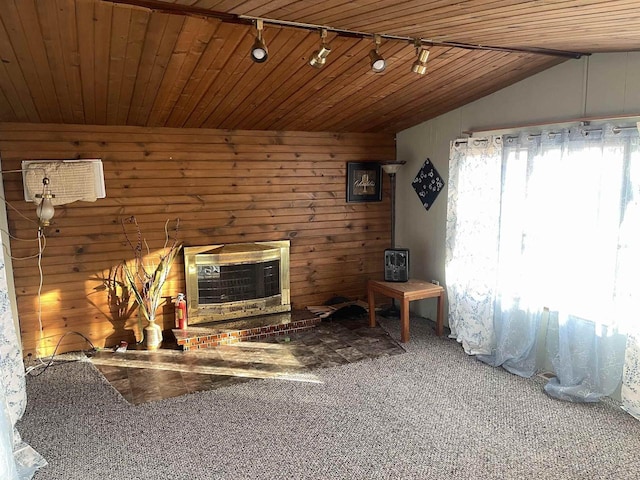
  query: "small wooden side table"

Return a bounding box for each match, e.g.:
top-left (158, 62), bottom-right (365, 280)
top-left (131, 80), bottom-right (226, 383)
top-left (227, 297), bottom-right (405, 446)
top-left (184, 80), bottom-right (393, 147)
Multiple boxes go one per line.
top-left (367, 279), bottom-right (445, 342)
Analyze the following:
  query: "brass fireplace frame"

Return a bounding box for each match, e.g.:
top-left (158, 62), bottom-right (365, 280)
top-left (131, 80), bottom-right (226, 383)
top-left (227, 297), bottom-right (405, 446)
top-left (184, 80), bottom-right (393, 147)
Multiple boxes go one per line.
top-left (183, 241), bottom-right (291, 325)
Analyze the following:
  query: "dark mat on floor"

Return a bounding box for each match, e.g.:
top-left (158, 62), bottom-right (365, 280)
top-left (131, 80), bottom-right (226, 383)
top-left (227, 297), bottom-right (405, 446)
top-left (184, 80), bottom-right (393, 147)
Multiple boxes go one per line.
top-left (89, 316), bottom-right (405, 404)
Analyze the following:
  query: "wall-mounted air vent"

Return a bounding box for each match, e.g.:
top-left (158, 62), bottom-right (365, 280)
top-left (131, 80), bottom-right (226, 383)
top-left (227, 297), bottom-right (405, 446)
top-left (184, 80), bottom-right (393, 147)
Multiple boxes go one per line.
top-left (22, 159), bottom-right (106, 206)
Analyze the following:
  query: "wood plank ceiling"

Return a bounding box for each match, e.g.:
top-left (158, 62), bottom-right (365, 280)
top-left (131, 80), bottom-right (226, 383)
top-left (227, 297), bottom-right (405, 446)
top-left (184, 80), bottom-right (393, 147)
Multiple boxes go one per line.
top-left (0, 0), bottom-right (638, 133)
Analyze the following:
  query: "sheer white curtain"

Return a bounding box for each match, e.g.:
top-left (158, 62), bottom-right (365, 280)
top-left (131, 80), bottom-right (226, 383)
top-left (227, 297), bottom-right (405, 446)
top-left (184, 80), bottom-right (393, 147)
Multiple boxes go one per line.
top-left (446, 136), bottom-right (503, 356)
top-left (446, 124), bottom-right (640, 414)
top-left (0, 239), bottom-right (46, 478)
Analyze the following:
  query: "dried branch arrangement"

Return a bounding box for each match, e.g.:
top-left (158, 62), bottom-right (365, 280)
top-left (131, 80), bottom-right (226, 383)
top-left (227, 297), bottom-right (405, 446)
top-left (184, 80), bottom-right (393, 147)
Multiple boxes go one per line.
top-left (121, 216), bottom-right (182, 342)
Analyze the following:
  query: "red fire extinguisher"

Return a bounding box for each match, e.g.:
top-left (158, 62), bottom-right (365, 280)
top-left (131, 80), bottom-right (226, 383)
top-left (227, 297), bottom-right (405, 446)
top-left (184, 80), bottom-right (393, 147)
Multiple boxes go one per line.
top-left (175, 293), bottom-right (187, 330)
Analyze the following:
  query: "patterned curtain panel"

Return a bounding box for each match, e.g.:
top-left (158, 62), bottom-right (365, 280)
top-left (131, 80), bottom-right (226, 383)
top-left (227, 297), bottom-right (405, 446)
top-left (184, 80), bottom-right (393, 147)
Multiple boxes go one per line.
top-left (446, 125), bottom-right (640, 412)
top-left (621, 133), bottom-right (640, 419)
top-left (623, 333), bottom-right (640, 419)
top-left (0, 245), bottom-right (46, 478)
top-left (446, 136), bottom-right (503, 356)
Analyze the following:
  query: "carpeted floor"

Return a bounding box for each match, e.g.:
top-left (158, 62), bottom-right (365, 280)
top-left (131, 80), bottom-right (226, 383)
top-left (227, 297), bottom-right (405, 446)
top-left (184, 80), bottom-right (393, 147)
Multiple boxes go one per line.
top-left (18, 315), bottom-right (640, 480)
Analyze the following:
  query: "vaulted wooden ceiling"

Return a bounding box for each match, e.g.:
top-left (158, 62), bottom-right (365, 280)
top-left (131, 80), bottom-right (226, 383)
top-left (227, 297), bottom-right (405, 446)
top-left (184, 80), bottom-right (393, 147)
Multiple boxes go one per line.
top-left (0, 0), bottom-right (638, 133)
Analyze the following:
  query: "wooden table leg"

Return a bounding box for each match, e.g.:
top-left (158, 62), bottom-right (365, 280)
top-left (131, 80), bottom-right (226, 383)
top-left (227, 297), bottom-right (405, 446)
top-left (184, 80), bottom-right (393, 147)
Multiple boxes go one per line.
top-left (400, 297), bottom-right (410, 342)
top-left (368, 285), bottom-right (377, 328)
top-left (436, 291), bottom-right (444, 337)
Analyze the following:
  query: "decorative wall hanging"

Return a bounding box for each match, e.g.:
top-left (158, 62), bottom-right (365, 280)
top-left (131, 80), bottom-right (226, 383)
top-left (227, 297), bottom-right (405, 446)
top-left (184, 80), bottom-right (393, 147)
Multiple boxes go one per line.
top-left (346, 162), bottom-right (382, 202)
top-left (412, 158), bottom-right (444, 211)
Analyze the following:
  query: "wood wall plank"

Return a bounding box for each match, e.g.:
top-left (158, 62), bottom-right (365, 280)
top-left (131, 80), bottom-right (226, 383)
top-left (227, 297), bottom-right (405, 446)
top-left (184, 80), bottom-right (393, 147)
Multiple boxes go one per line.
top-left (0, 123), bottom-right (395, 356)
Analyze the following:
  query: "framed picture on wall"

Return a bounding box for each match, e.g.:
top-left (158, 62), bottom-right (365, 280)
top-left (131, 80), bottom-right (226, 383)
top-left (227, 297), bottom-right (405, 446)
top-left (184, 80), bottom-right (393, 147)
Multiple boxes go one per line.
top-left (346, 162), bottom-right (382, 202)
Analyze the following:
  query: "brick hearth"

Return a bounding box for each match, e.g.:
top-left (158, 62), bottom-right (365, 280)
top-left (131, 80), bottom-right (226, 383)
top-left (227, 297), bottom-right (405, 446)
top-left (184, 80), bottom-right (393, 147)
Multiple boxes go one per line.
top-left (172, 310), bottom-right (320, 351)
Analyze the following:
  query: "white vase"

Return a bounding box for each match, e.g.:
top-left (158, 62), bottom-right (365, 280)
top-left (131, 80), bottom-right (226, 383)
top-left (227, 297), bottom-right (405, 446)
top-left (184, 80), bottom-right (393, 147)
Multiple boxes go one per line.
top-left (144, 318), bottom-right (163, 350)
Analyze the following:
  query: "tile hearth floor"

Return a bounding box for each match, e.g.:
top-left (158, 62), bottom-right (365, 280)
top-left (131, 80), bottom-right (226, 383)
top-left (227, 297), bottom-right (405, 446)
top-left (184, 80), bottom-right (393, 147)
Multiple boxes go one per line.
top-left (88, 316), bottom-right (405, 405)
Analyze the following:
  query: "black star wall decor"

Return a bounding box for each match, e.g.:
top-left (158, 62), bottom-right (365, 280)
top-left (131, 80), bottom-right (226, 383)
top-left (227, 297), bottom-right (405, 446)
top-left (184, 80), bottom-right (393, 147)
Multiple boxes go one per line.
top-left (412, 158), bottom-right (445, 211)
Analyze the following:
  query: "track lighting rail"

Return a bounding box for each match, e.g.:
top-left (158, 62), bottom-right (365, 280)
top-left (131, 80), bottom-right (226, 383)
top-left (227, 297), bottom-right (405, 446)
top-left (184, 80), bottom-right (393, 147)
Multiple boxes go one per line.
top-left (104, 0), bottom-right (587, 59)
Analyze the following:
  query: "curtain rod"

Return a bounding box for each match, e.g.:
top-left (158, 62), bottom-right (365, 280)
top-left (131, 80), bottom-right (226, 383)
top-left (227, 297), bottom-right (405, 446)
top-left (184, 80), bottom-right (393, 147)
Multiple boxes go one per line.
top-left (463, 114), bottom-right (640, 137)
top-left (454, 125), bottom-right (639, 146)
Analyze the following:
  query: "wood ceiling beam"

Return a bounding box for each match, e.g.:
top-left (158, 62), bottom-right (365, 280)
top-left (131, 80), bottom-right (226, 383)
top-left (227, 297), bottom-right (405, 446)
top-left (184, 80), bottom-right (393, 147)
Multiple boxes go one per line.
top-left (100, 0), bottom-right (588, 59)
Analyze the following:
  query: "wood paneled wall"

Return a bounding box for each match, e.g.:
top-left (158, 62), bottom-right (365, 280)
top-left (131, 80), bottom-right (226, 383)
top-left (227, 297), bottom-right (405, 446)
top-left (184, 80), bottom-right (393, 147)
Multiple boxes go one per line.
top-left (0, 123), bottom-right (395, 356)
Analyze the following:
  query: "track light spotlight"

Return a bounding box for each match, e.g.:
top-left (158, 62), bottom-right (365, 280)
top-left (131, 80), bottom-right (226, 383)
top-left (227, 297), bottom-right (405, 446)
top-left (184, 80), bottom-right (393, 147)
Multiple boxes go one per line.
top-left (250, 19), bottom-right (268, 63)
top-left (411, 40), bottom-right (430, 75)
top-left (369, 34), bottom-right (386, 73)
top-left (309, 29), bottom-right (331, 68)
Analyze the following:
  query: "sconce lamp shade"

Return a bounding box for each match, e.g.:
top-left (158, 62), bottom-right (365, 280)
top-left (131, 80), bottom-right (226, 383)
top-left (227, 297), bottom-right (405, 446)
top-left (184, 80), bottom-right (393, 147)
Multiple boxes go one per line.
top-left (35, 177), bottom-right (55, 226)
top-left (36, 196), bottom-right (55, 226)
top-left (382, 161), bottom-right (406, 175)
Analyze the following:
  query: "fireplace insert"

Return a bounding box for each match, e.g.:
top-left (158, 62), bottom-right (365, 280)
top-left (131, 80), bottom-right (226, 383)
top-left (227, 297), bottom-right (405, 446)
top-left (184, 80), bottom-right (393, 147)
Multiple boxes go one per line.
top-left (183, 241), bottom-right (291, 324)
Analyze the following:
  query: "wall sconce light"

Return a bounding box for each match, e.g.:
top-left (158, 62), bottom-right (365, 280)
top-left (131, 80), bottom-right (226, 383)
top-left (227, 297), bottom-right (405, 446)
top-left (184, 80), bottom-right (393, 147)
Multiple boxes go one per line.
top-left (250, 19), bottom-right (268, 63)
top-left (35, 177), bottom-right (55, 227)
top-left (369, 34), bottom-right (386, 73)
top-left (412, 39), bottom-right (430, 75)
top-left (309, 29), bottom-right (331, 68)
